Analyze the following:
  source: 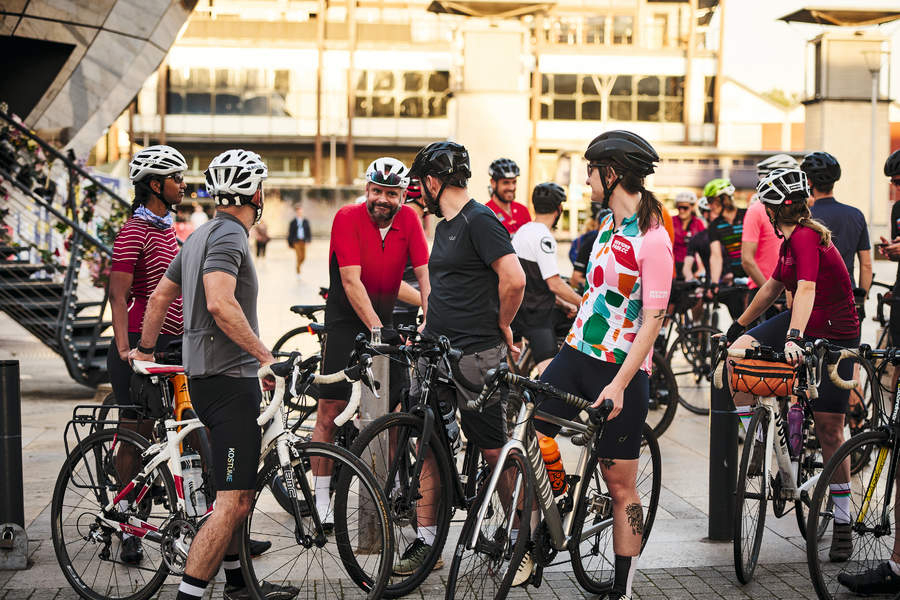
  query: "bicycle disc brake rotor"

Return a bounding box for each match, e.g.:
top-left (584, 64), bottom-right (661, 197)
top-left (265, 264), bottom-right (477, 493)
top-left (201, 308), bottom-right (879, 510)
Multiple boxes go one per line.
top-left (160, 518), bottom-right (197, 574)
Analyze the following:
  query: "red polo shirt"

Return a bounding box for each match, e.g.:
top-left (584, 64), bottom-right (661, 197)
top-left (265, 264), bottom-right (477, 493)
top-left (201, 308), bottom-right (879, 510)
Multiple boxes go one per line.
top-left (486, 198), bottom-right (531, 235)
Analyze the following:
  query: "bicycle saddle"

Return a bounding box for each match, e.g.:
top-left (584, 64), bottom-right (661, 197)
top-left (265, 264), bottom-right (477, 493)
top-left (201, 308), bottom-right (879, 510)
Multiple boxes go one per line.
top-left (132, 360), bottom-right (185, 375)
top-left (290, 304), bottom-right (326, 317)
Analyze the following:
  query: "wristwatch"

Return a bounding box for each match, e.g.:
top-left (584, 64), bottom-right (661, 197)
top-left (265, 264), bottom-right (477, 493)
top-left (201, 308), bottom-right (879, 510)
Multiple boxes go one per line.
top-left (787, 328), bottom-right (802, 342)
top-left (137, 343), bottom-right (155, 354)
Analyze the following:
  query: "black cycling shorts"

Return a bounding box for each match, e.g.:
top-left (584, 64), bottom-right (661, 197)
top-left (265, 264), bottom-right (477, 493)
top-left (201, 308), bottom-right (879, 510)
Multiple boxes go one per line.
top-left (107, 332), bottom-right (180, 418)
top-left (190, 375), bottom-right (261, 491)
top-left (534, 344), bottom-right (648, 460)
top-left (890, 289), bottom-right (900, 346)
top-left (320, 325), bottom-right (408, 409)
top-left (517, 327), bottom-right (558, 364)
top-left (745, 310), bottom-right (859, 414)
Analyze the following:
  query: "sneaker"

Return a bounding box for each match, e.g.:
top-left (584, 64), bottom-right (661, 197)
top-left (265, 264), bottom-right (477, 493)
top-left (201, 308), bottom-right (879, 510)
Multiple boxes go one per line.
top-left (119, 536), bottom-right (143, 565)
top-left (747, 439), bottom-right (765, 477)
top-left (829, 522), bottom-right (853, 562)
top-left (224, 581), bottom-right (300, 600)
top-left (249, 538), bottom-right (272, 557)
top-left (393, 538), bottom-right (443, 576)
top-left (511, 550), bottom-right (533, 587)
top-left (838, 562), bottom-right (900, 595)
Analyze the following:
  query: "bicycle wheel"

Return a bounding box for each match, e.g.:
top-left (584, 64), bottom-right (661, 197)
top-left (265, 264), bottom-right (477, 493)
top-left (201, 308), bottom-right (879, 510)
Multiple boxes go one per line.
top-left (272, 325), bottom-right (323, 356)
top-left (647, 351), bottom-right (679, 439)
top-left (349, 412), bottom-right (454, 598)
top-left (571, 423), bottom-right (662, 594)
top-left (445, 449), bottom-right (533, 600)
top-left (241, 441), bottom-right (393, 599)
top-left (666, 325), bottom-right (720, 415)
top-left (807, 429), bottom-right (895, 600)
top-left (733, 407), bottom-right (768, 584)
top-left (51, 428), bottom-right (177, 600)
top-left (844, 355), bottom-right (881, 475)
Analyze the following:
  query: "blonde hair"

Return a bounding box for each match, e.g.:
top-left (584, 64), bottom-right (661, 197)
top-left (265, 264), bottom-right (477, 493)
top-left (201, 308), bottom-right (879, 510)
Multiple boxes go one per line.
top-left (777, 201), bottom-right (831, 246)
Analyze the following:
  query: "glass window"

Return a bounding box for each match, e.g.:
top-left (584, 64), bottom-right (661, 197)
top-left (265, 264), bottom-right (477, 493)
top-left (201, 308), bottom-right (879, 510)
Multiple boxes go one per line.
top-left (404, 72), bottom-right (423, 92)
top-left (190, 68), bottom-right (210, 88)
top-left (665, 76), bottom-right (684, 97)
top-left (185, 93), bottom-right (211, 114)
top-left (613, 16), bottom-right (633, 45)
top-left (274, 70), bottom-right (290, 94)
top-left (427, 96), bottom-right (447, 117)
top-left (354, 97), bottom-right (369, 117)
top-left (637, 100), bottom-right (659, 121)
top-left (428, 71), bottom-right (449, 92)
top-left (581, 75), bottom-right (600, 96)
top-left (704, 76), bottom-right (716, 123)
top-left (215, 69), bottom-right (230, 89)
top-left (244, 69), bottom-right (263, 90)
top-left (356, 72), bottom-right (368, 91)
top-left (611, 75), bottom-right (632, 96)
top-left (585, 16), bottom-right (605, 45)
top-left (541, 74), bottom-right (550, 95)
top-left (554, 74), bottom-right (577, 95)
top-left (637, 76), bottom-right (659, 96)
top-left (400, 97), bottom-right (423, 117)
top-left (373, 71), bottom-right (394, 91)
top-left (553, 99), bottom-right (576, 120)
top-left (215, 94), bottom-right (241, 114)
top-left (540, 101), bottom-right (550, 119)
top-left (243, 95), bottom-right (269, 115)
top-left (582, 100), bottom-right (602, 120)
top-left (372, 96), bottom-right (395, 117)
top-left (166, 92), bottom-right (184, 114)
top-left (609, 99), bottom-right (632, 121)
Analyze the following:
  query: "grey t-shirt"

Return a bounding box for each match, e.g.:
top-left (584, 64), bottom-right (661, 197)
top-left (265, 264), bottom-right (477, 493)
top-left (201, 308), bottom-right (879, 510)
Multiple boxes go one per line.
top-left (166, 213), bottom-right (259, 378)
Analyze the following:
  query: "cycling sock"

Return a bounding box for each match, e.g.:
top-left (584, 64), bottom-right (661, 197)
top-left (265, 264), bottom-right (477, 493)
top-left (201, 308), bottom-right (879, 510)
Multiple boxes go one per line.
top-left (890, 560), bottom-right (900, 576)
top-left (611, 554), bottom-right (638, 597)
top-left (419, 525), bottom-right (436, 546)
top-left (830, 482), bottom-right (852, 524)
top-left (314, 475), bottom-right (332, 522)
top-left (736, 406), bottom-right (753, 434)
top-left (223, 553), bottom-right (244, 588)
top-left (510, 528), bottom-right (518, 544)
top-left (176, 574), bottom-right (208, 600)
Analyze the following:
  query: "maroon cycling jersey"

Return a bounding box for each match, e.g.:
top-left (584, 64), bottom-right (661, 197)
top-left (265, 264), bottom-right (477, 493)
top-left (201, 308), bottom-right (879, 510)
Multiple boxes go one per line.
top-left (326, 203), bottom-right (429, 329)
top-left (772, 225), bottom-right (859, 340)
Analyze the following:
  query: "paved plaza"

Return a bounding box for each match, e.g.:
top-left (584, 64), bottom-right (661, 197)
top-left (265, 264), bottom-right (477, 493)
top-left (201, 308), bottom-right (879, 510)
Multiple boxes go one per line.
top-left (0, 240), bottom-right (895, 599)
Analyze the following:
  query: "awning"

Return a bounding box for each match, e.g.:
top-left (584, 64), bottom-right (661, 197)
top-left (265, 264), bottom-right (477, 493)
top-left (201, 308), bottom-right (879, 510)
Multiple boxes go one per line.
top-left (779, 7), bottom-right (900, 27)
top-left (426, 1), bottom-right (555, 18)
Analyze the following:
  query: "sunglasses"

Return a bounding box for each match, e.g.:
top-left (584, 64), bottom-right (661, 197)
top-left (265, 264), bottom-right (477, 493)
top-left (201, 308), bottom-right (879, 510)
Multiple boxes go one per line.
top-left (586, 163), bottom-right (604, 176)
top-left (168, 173), bottom-right (184, 184)
top-left (892, 178), bottom-right (900, 187)
top-left (370, 171), bottom-right (404, 186)
top-left (676, 205), bottom-right (692, 211)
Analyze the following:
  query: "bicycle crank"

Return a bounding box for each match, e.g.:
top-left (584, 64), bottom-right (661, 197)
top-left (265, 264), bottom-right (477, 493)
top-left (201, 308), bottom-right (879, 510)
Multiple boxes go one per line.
top-left (161, 518), bottom-right (197, 574)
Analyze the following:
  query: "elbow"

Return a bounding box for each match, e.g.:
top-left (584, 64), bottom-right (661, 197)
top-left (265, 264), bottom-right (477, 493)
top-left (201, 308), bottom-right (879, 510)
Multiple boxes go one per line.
top-left (510, 273), bottom-right (526, 295)
top-left (206, 297), bottom-right (225, 317)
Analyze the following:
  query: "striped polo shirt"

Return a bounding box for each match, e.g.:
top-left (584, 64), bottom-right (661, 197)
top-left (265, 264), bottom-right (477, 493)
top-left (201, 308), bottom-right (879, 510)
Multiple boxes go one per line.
top-left (110, 217), bottom-right (184, 335)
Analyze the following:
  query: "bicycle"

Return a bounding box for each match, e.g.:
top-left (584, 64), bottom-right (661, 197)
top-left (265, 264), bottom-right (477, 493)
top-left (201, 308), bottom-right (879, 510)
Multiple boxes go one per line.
top-left (445, 363), bottom-right (661, 599)
top-left (51, 352), bottom-right (394, 600)
top-left (271, 286), bottom-right (329, 356)
top-left (711, 338), bottom-right (856, 584)
top-left (806, 343), bottom-right (900, 600)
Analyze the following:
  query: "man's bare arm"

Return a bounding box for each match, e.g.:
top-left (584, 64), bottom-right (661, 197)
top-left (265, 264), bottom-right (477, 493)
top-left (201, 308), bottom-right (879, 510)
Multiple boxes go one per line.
top-left (204, 271), bottom-right (274, 366)
top-left (339, 265), bottom-right (382, 331)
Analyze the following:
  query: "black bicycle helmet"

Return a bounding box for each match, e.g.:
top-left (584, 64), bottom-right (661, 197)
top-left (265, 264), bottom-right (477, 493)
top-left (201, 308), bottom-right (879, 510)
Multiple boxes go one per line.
top-left (489, 158), bottom-right (520, 180)
top-left (800, 151), bottom-right (841, 188)
top-left (532, 182), bottom-right (566, 214)
top-left (409, 141), bottom-right (471, 182)
top-left (885, 149), bottom-right (900, 177)
top-left (584, 130), bottom-right (658, 177)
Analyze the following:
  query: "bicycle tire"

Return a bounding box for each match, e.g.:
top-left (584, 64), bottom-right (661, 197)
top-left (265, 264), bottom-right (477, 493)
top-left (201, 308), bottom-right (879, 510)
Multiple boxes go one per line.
top-left (647, 351), bottom-right (679, 439)
top-left (733, 407), bottom-right (768, 584)
top-left (180, 408), bottom-right (216, 508)
top-left (445, 449), bottom-right (533, 600)
top-left (272, 325), bottom-right (323, 356)
top-left (240, 441), bottom-right (393, 600)
top-left (844, 354), bottom-right (881, 475)
top-left (806, 429), bottom-right (895, 600)
top-left (666, 325), bottom-right (720, 416)
top-left (571, 423), bottom-right (661, 594)
top-left (51, 428), bottom-right (177, 600)
top-left (349, 411), bottom-right (454, 598)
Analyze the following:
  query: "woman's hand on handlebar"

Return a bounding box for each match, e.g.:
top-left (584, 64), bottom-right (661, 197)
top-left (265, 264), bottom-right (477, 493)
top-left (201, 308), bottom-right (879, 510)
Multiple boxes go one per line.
top-left (594, 382), bottom-right (625, 421)
top-left (784, 340), bottom-right (803, 366)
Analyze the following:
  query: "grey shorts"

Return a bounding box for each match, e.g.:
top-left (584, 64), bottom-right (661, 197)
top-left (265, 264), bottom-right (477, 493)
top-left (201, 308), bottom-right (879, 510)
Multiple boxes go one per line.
top-left (411, 342), bottom-right (508, 450)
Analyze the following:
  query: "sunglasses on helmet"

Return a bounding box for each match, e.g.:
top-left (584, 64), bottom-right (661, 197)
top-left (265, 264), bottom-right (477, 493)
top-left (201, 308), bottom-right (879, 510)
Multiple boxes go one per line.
top-left (369, 171), bottom-right (404, 186)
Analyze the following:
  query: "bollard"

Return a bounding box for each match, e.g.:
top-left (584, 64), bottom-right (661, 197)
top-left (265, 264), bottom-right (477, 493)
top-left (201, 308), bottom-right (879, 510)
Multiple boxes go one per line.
top-left (357, 328), bottom-right (389, 554)
top-left (0, 360), bottom-right (28, 569)
top-left (708, 369), bottom-right (737, 541)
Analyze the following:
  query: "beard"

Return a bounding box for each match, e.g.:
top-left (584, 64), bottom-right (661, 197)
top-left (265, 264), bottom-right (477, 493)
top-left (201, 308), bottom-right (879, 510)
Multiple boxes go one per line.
top-left (367, 199), bottom-right (400, 225)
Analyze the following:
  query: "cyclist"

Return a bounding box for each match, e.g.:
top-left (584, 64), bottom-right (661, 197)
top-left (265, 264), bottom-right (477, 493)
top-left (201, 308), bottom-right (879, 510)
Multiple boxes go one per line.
top-left (486, 157), bottom-right (531, 234)
top-left (804, 151), bottom-right (872, 311)
top-left (724, 167), bottom-right (859, 566)
top-left (511, 182), bottom-right (584, 374)
top-left (705, 177), bottom-right (747, 319)
top-left (528, 130), bottom-right (673, 598)
top-left (672, 190), bottom-right (704, 279)
top-left (840, 149), bottom-right (900, 595)
top-left (682, 195), bottom-right (714, 281)
top-left (108, 144), bottom-right (187, 564)
top-left (399, 141), bottom-right (525, 574)
top-left (131, 150), bottom-right (296, 600)
top-left (315, 157), bottom-right (430, 524)
top-left (393, 177), bottom-right (429, 330)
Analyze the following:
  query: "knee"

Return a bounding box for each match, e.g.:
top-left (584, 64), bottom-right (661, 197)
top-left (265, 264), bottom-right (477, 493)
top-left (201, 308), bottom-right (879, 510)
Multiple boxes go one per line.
top-left (816, 423), bottom-right (844, 449)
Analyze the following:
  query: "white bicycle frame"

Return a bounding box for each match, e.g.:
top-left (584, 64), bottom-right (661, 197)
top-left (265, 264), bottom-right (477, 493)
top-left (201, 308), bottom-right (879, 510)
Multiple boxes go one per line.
top-left (755, 396), bottom-right (812, 503)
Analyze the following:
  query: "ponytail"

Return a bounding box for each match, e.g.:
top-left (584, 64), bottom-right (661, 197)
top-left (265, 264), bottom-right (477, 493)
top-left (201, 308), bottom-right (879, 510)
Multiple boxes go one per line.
top-left (616, 168), bottom-right (662, 234)
top-left (131, 181), bottom-right (152, 216)
top-left (775, 198), bottom-right (831, 246)
top-left (798, 216), bottom-right (832, 247)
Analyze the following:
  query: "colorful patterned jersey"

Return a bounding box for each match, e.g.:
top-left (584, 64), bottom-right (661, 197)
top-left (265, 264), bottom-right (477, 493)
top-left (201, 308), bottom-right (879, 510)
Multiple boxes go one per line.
top-left (566, 212), bottom-right (673, 373)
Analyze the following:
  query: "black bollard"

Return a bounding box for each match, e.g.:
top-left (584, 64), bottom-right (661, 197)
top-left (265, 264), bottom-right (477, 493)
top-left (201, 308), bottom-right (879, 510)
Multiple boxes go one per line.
top-left (708, 367), bottom-right (737, 541)
top-left (0, 360), bottom-right (24, 529)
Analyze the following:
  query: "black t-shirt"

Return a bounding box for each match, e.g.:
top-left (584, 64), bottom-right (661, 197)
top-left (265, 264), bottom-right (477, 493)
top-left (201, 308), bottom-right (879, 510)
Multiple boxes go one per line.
top-left (572, 229), bottom-right (599, 276)
top-left (393, 260), bottom-right (418, 315)
top-left (687, 228), bottom-right (712, 275)
top-left (892, 200), bottom-right (900, 290)
top-left (708, 209), bottom-right (746, 279)
top-left (424, 199), bottom-right (515, 352)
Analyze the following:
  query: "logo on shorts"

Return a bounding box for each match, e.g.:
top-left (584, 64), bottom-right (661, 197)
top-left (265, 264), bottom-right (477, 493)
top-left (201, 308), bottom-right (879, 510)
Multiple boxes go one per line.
top-left (225, 447), bottom-right (236, 483)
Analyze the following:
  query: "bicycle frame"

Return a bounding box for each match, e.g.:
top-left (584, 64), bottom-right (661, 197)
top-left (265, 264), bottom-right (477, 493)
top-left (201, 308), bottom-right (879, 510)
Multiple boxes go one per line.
top-left (467, 392), bottom-right (602, 553)
top-left (856, 364), bottom-right (900, 531)
top-left (755, 396), bottom-right (819, 503)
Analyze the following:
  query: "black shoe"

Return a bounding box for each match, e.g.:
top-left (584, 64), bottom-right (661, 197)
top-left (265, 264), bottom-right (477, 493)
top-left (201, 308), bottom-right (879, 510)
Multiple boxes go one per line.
top-left (249, 538), bottom-right (272, 557)
top-left (119, 536), bottom-right (143, 565)
top-left (838, 562), bottom-right (900, 595)
top-left (224, 581), bottom-right (300, 599)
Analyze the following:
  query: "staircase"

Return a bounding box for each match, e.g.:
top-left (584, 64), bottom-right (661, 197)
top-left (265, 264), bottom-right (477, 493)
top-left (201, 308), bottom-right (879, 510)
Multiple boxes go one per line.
top-left (0, 108), bottom-right (131, 387)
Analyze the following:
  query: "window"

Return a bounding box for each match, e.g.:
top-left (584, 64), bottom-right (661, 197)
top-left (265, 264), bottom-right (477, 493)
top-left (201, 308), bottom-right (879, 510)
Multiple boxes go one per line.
top-left (538, 73), bottom-right (605, 121)
top-left (166, 67), bottom-right (291, 117)
top-left (539, 73), bottom-right (684, 123)
top-left (354, 70), bottom-right (450, 118)
top-left (584, 16), bottom-right (605, 45)
top-left (612, 16), bottom-right (634, 45)
top-left (704, 76), bottom-right (716, 123)
top-left (648, 13), bottom-right (669, 49)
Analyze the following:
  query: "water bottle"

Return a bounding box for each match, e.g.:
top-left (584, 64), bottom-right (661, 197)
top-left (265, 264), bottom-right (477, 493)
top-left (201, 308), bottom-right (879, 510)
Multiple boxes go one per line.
top-left (540, 437), bottom-right (568, 497)
top-left (180, 453), bottom-right (207, 517)
top-left (439, 398), bottom-right (461, 455)
top-left (788, 403), bottom-right (803, 458)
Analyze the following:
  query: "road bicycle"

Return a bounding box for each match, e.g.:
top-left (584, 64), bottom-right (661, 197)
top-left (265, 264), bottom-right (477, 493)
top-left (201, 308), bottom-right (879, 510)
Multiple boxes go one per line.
top-left (445, 364), bottom-right (661, 599)
top-left (806, 344), bottom-right (900, 600)
top-left (51, 352), bottom-right (393, 600)
top-left (271, 286), bottom-right (329, 356)
top-left (711, 339), bottom-right (857, 584)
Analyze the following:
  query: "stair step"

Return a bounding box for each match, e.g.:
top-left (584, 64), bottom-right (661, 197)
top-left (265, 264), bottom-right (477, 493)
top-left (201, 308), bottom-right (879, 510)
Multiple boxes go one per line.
top-left (0, 279), bottom-right (64, 297)
top-left (0, 245), bottom-right (19, 257)
top-left (72, 336), bottom-right (113, 353)
top-left (0, 263), bottom-right (53, 278)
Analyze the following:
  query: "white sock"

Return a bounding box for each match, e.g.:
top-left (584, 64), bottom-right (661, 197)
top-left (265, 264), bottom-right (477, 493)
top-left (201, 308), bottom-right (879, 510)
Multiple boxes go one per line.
top-left (830, 482), bottom-right (852, 524)
top-left (736, 406), bottom-right (753, 434)
top-left (314, 475), bottom-right (332, 522)
top-left (510, 528), bottom-right (518, 545)
top-left (890, 560), bottom-right (900, 576)
top-left (418, 525), bottom-right (436, 546)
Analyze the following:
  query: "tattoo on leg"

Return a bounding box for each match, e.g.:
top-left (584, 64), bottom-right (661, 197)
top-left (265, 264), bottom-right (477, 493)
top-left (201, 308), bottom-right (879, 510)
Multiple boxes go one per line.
top-left (625, 502), bottom-right (644, 537)
top-left (600, 458), bottom-right (615, 469)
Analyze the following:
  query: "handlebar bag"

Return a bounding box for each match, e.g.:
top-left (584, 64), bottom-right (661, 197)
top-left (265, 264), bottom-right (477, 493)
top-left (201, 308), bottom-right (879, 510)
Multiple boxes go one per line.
top-left (729, 359), bottom-right (795, 398)
top-left (130, 372), bottom-right (169, 419)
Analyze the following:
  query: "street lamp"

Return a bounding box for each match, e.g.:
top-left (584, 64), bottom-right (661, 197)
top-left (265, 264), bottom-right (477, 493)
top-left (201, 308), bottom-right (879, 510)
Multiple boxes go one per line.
top-left (863, 48), bottom-right (887, 225)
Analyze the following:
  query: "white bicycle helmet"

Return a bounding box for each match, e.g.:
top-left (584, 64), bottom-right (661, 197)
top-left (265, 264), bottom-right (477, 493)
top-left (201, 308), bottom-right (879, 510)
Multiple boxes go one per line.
top-left (756, 153), bottom-right (799, 179)
top-left (366, 157), bottom-right (410, 188)
top-left (756, 168), bottom-right (809, 206)
top-left (204, 149), bottom-right (268, 204)
top-left (697, 196), bottom-right (710, 211)
top-left (129, 145), bottom-right (187, 182)
top-left (674, 190), bottom-right (697, 205)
